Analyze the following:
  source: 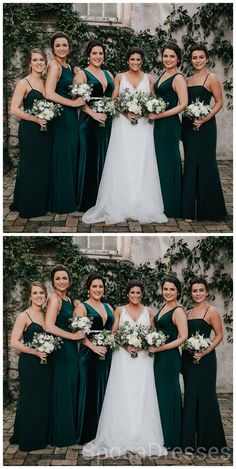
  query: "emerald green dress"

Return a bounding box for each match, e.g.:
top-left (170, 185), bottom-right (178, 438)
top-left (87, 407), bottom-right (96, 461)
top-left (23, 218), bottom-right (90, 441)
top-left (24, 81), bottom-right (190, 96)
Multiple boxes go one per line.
top-left (77, 303), bottom-right (114, 444)
top-left (153, 307), bottom-right (182, 450)
top-left (10, 85), bottom-right (52, 218)
top-left (182, 312), bottom-right (227, 452)
top-left (10, 314), bottom-right (51, 451)
top-left (50, 65), bottom-right (78, 214)
top-left (77, 69), bottom-right (114, 211)
top-left (49, 298), bottom-right (79, 447)
top-left (154, 74), bottom-right (182, 218)
top-left (182, 78), bottom-right (227, 220)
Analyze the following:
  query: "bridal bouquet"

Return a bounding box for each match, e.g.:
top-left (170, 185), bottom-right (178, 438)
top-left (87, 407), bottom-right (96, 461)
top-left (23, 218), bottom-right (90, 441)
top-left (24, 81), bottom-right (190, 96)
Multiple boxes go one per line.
top-left (90, 330), bottom-right (117, 360)
top-left (28, 332), bottom-right (63, 364)
top-left (28, 99), bottom-right (63, 131)
top-left (90, 97), bottom-right (117, 127)
top-left (69, 82), bottom-right (93, 101)
top-left (183, 331), bottom-right (211, 364)
top-left (114, 321), bottom-right (146, 358)
top-left (69, 315), bottom-right (93, 334)
top-left (142, 97), bottom-right (167, 124)
top-left (182, 98), bottom-right (211, 131)
top-left (145, 329), bottom-right (168, 357)
top-left (115, 88), bottom-right (148, 125)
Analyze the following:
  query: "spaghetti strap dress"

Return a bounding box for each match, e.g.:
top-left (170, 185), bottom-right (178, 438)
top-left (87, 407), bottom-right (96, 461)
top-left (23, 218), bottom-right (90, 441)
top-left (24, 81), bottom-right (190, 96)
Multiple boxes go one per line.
top-left (182, 308), bottom-right (227, 452)
top-left (182, 74), bottom-right (227, 220)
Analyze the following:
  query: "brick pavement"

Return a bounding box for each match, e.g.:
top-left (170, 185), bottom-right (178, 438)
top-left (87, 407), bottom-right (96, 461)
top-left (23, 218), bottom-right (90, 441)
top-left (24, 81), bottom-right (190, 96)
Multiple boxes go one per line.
top-left (3, 162), bottom-right (233, 233)
top-left (3, 394), bottom-right (233, 466)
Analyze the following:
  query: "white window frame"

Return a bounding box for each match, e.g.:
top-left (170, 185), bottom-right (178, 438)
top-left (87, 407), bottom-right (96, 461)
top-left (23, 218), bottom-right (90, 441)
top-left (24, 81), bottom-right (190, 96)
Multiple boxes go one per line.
top-left (73, 236), bottom-right (122, 257)
top-left (73, 3), bottom-right (123, 24)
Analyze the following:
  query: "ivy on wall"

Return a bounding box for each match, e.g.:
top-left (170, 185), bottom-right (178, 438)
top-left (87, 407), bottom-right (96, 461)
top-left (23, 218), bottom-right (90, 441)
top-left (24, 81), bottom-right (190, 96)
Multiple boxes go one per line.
top-left (3, 3), bottom-right (233, 170)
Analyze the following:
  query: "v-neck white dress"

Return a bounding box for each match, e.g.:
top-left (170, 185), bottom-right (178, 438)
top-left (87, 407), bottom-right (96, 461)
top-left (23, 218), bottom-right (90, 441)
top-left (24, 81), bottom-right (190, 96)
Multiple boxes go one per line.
top-left (82, 306), bottom-right (167, 458)
top-left (82, 74), bottom-right (167, 224)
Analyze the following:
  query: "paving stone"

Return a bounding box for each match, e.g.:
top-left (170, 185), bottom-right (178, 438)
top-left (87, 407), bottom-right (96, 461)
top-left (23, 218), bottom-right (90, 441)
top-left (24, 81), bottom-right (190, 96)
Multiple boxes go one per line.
top-left (24, 455), bottom-right (40, 465)
top-left (66, 448), bottom-right (78, 459)
top-left (66, 217), bottom-right (79, 227)
top-left (51, 460), bottom-right (77, 465)
top-left (54, 446), bottom-right (68, 454)
top-left (51, 227), bottom-right (77, 233)
top-left (37, 458), bottom-right (52, 465)
top-left (4, 459), bottom-right (25, 465)
top-left (37, 226), bottom-right (52, 232)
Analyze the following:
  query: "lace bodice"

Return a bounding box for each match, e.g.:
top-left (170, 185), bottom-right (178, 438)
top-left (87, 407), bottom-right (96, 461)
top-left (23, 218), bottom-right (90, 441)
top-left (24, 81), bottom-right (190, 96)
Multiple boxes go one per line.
top-left (119, 73), bottom-right (151, 94)
top-left (120, 306), bottom-right (151, 327)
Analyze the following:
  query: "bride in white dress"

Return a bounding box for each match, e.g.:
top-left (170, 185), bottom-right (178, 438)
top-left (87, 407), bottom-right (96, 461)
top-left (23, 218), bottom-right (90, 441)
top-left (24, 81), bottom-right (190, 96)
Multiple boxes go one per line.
top-left (82, 280), bottom-right (167, 458)
top-left (82, 47), bottom-right (168, 225)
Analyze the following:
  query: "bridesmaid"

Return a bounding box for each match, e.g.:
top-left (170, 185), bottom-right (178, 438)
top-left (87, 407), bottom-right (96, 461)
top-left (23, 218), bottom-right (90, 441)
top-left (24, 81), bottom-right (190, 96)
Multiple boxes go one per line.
top-left (10, 49), bottom-right (52, 218)
top-left (182, 277), bottom-right (227, 453)
top-left (75, 41), bottom-right (114, 211)
top-left (45, 265), bottom-right (84, 447)
top-left (45, 32), bottom-right (84, 214)
top-left (149, 276), bottom-right (188, 450)
top-left (182, 44), bottom-right (227, 221)
top-left (10, 282), bottom-right (51, 450)
top-left (150, 43), bottom-right (188, 218)
top-left (75, 273), bottom-right (114, 444)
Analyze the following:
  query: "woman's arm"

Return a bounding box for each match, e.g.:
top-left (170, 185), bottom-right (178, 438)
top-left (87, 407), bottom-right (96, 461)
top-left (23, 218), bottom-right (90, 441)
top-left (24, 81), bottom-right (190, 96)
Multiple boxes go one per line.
top-left (194, 307), bottom-right (223, 361)
top-left (10, 313), bottom-right (46, 359)
top-left (45, 61), bottom-right (84, 107)
top-left (194, 74), bottom-right (223, 127)
top-left (112, 307), bottom-right (121, 333)
top-left (45, 294), bottom-right (84, 340)
top-left (149, 74), bottom-right (188, 120)
top-left (11, 80), bottom-right (47, 126)
top-left (149, 307), bottom-right (188, 353)
top-left (112, 74), bottom-right (121, 100)
top-left (148, 307), bottom-right (156, 328)
top-left (148, 74), bottom-right (155, 95)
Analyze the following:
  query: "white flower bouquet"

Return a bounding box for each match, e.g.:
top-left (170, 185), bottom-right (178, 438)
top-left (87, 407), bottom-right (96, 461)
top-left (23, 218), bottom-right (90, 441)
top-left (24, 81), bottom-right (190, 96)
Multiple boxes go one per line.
top-left (114, 321), bottom-right (146, 358)
top-left (90, 329), bottom-right (117, 360)
top-left (28, 332), bottom-right (63, 364)
top-left (69, 82), bottom-right (93, 101)
top-left (182, 98), bottom-right (211, 131)
top-left (145, 329), bottom-right (168, 356)
top-left (90, 97), bottom-right (117, 127)
top-left (115, 88), bottom-right (149, 125)
top-left (69, 315), bottom-right (93, 334)
top-left (143, 97), bottom-right (167, 124)
top-left (28, 99), bottom-right (63, 131)
top-left (183, 331), bottom-right (211, 364)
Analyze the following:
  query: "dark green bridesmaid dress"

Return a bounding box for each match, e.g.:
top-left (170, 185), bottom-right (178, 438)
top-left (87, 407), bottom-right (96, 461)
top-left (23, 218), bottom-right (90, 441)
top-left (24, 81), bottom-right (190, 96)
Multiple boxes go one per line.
top-left (182, 76), bottom-right (227, 220)
top-left (153, 307), bottom-right (182, 450)
top-left (50, 65), bottom-right (78, 214)
top-left (77, 303), bottom-right (114, 444)
top-left (10, 313), bottom-right (51, 451)
top-left (10, 83), bottom-right (52, 218)
top-left (154, 74), bottom-right (182, 218)
top-left (49, 298), bottom-right (79, 447)
top-left (182, 310), bottom-right (227, 452)
top-left (77, 69), bottom-right (114, 211)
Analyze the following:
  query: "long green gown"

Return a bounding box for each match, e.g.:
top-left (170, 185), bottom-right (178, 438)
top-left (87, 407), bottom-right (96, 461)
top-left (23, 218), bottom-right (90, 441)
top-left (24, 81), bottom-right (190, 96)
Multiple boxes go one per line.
top-left (153, 307), bottom-right (182, 450)
top-left (77, 69), bottom-right (114, 211)
top-left (182, 81), bottom-right (227, 220)
top-left (50, 65), bottom-right (78, 214)
top-left (77, 303), bottom-right (114, 444)
top-left (10, 87), bottom-right (52, 218)
top-left (49, 298), bottom-right (79, 447)
top-left (10, 316), bottom-right (51, 451)
top-left (154, 74), bottom-right (182, 218)
top-left (182, 313), bottom-right (227, 452)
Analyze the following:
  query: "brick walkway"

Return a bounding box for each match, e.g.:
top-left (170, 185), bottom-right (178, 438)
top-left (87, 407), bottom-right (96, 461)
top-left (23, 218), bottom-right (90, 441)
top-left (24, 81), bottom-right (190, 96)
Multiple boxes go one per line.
top-left (3, 162), bottom-right (233, 233)
top-left (3, 394), bottom-right (232, 466)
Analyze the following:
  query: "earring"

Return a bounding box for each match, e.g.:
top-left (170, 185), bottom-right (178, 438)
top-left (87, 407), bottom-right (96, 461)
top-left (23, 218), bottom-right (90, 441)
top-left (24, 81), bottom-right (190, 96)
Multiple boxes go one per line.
top-left (87, 58), bottom-right (90, 65)
top-left (87, 291), bottom-right (90, 298)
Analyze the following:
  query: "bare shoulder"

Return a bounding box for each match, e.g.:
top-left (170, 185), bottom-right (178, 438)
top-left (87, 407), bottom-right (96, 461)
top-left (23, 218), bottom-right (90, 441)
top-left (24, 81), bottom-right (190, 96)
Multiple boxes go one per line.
top-left (147, 306), bottom-right (155, 317)
top-left (75, 69), bottom-right (87, 81)
top-left (148, 73), bottom-right (154, 83)
top-left (114, 73), bottom-right (122, 82)
top-left (114, 305), bottom-right (122, 315)
top-left (107, 70), bottom-right (114, 80)
top-left (174, 73), bottom-right (187, 84)
top-left (208, 304), bottom-right (220, 317)
top-left (107, 303), bottom-right (114, 313)
top-left (174, 305), bottom-right (186, 316)
top-left (48, 292), bottom-right (61, 305)
top-left (74, 302), bottom-right (87, 317)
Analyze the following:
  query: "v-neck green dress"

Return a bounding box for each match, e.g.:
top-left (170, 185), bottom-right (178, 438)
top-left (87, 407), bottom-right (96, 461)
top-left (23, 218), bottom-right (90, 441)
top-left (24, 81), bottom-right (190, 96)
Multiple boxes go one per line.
top-left (182, 316), bottom-right (227, 452)
top-left (49, 298), bottom-right (79, 447)
top-left (50, 65), bottom-right (79, 214)
top-left (182, 84), bottom-right (227, 220)
top-left (77, 69), bottom-right (114, 211)
top-left (154, 73), bottom-right (182, 218)
top-left (77, 302), bottom-right (114, 444)
top-left (153, 307), bottom-right (182, 450)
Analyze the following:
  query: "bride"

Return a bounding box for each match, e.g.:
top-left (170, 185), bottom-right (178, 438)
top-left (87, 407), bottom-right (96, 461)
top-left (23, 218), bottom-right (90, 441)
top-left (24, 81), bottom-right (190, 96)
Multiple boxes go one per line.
top-left (82, 280), bottom-right (167, 458)
top-left (82, 47), bottom-right (168, 225)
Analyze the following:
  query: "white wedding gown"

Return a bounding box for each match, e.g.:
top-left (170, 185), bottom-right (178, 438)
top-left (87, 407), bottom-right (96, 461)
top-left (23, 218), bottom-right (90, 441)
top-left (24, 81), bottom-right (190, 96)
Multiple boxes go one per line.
top-left (82, 74), bottom-right (168, 225)
top-left (82, 307), bottom-right (167, 458)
